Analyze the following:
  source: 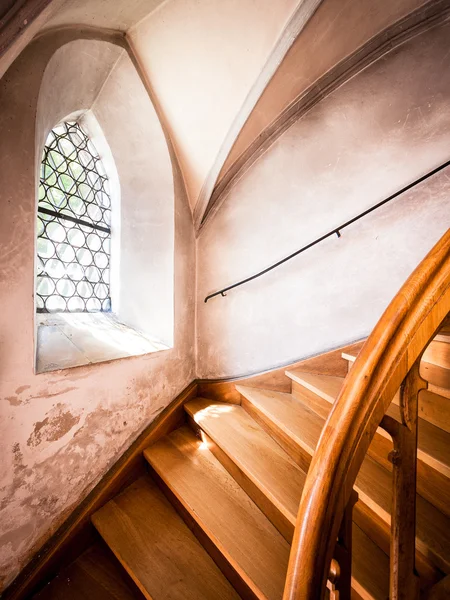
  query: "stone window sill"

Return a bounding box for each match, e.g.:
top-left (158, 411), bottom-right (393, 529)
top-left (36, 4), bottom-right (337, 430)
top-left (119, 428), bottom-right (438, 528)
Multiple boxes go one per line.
top-left (36, 312), bottom-right (169, 373)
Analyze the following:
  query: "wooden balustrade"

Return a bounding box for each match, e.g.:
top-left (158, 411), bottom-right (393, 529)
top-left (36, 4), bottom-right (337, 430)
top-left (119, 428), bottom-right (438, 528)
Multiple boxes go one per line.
top-left (283, 229), bottom-right (450, 600)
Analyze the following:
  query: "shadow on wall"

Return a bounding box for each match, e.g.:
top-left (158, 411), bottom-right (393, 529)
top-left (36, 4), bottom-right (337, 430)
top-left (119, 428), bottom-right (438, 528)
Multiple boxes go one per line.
top-left (0, 32), bottom-right (194, 593)
top-left (196, 16), bottom-right (450, 379)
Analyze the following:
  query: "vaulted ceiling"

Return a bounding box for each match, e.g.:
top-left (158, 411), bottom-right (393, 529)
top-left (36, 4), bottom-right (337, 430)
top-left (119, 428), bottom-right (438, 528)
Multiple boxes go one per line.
top-left (0, 0), bottom-right (433, 231)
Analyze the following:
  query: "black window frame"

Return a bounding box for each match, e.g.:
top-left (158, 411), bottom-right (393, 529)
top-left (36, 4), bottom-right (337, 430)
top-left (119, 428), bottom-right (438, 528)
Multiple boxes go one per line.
top-left (36, 121), bottom-right (112, 313)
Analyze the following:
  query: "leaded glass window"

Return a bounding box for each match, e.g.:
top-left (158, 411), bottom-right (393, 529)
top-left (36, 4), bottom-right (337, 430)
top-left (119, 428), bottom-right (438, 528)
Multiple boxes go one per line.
top-left (36, 121), bottom-right (111, 313)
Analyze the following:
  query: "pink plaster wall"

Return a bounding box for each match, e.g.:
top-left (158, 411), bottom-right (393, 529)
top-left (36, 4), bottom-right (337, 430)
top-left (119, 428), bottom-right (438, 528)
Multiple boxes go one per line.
top-left (196, 17), bottom-right (450, 378)
top-left (91, 51), bottom-right (176, 346)
top-left (0, 35), bottom-right (195, 591)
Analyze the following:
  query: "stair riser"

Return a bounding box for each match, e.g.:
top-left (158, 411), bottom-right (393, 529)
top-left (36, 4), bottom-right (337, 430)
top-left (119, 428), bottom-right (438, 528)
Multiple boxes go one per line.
top-left (292, 378), bottom-right (450, 518)
top-left (345, 338), bottom-right (450, 373)
top-left (186, 415), bottom-right (295, 543)
top-left (290, 382), bottom-right (330, 419)
top-left (344, 355), bottom-right (450, 428)
top-left (353, 501), bottom-right (441, 590)
top-left (147, 466), bottom-right (261, 600)
top-left (423, 341), bottom-right (450, 371)
top-left (418, 391), bottom-right (450, 434)
top-left (354, 485), bottom-right (450, 578)
top-left (428, 382), bottom-right (450, 400)
top-left (351, 422), bottom-right (450, 519)
top-left (186, 413), bottom-right (400, 600)
top-left (240, 396), bottom-right (313, 473)
top-left (190, 407), bottom-right (441, 599)
top-left (416, 461), bottom-right (450, 520)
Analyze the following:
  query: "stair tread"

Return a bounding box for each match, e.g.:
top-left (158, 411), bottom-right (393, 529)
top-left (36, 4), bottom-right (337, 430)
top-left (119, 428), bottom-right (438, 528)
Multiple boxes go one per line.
top-left (421, 361), bottom-right (450, 390)
top-left (342, 348), bottom-right (450, 393)
top-left (33, 544), bottom-right (141, 600)
top-left (285, 370), bottom-right (344, 403)
top-left (435, 330), bottom-right (450, 344)
top-left (240, 379), bottom-right (450, 574)
top-left (185, 397), bottom-right (306, 525)
top-left (386, 403), bottom-right (450, 477)
top-left (423, 339), bottom-right (450, 370)
top-left (186, 399), bottom-right (389, 598)
top-left (144, 425), bottom-right (290, 600)
top-left (356, 455), bottom-right (450, 573)
top-left (418, 389), bottom-right (450, 435)
top-left (235, 385), bottom-right (323, 456)
top-left (352, 524), bottom-right (390, 600)
top-left (417, 417), bottom-right (450, 475)
top-left (92, 476), bottom-right (240, 600)
top-left (289, 371), bottom-right (450, 478)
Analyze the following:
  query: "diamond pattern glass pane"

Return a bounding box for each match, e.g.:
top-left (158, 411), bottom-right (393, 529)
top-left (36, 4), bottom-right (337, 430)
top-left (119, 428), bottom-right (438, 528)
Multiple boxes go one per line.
top-left (36, 121), bottom-right (111, 313)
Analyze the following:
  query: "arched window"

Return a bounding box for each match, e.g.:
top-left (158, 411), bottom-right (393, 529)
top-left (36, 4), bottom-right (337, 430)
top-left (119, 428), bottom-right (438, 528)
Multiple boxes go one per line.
top-left (36, 121), bottom-right (111, 313)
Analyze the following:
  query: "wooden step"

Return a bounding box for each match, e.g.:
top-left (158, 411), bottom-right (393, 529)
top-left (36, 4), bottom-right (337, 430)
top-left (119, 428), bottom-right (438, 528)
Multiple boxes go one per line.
top-left (186, 398), bottom-right (389, 598)
top-left (435, 326), bottom-right (450, 344)
top-left (287, 371), bottom-right (450, 518)
top-left (286, 371), bottom-right (396, 471)
top-left (425, 574), bottom-right (450, 599)
top-left (421, 362), bottom-right (450, 397)
top-left (185, 397), bottom-right (306, 542)
top-left (289, 370), bottom-right (450, 477)
top-left (235, 384), bottom-right (323, 472)
top-left (92, 476), bottom-right (240, 600)
top-left (423, 339), bottom-right (450, 370)
top-left (418, 390), bottom-right (450, 436)
top-left (355, 455), bottom-right (450, 576)
top-left (342, 352), bottom-right (450, 433)
top-left (386, 403), bottom-right (450, 480)
top-left (351, 524), bottom-right (389, 600)
top-left (33, 544), bottom-right (141, 600)
top-left (237, 384), bottom-right (450, 579)
top-left (144, 426), bottom-right (290, 600)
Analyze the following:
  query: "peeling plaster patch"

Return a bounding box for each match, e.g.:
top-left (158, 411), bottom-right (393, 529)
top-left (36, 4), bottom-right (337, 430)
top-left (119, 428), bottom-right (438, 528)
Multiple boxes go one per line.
top-left (5, 385), bottom-right (32, 405)
top-left (15, 385), bottom-right (31, 395)
top-left (0, 522), bottom-right (35, 554)
top-left (0, 391), bottom-right (163, 589)
top-left (26, 386), bottom-right (78, 403)
top-left (27, 405), bottom-right (80, 448)
top-left (0, 370), bottom-right (191, 592)
top-left (0, 444), bottom-right (30, 511)
top-left (4, 387), bottom-right (79, 407)
top-left (6, 396), bottom-right (21, 406)
top-left (12, 443), bottom-right (26, 475)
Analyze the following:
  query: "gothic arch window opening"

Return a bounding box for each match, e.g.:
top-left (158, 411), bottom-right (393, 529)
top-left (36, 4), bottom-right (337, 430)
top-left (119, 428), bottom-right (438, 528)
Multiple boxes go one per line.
top-left (36, 120), bottom-right (112, 313)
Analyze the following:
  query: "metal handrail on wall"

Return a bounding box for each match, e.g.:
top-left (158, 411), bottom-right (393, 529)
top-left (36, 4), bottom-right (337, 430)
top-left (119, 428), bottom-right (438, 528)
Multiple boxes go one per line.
top-left (204, 159), bottom-right (450, 303)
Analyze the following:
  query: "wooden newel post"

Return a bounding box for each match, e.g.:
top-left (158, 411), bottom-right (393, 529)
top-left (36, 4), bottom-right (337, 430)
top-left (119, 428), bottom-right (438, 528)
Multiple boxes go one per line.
top-left (382, 360), bottom-right (426, 600)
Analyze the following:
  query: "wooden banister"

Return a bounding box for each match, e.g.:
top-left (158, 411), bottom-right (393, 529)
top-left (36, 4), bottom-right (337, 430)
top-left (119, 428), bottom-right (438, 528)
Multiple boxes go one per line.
top-left (283, 228), bottom-right (450, 600)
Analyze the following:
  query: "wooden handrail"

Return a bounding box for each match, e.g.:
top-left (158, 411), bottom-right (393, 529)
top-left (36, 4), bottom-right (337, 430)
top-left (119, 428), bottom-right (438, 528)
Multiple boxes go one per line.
top-left (283, 228), bottom-right (450, 600)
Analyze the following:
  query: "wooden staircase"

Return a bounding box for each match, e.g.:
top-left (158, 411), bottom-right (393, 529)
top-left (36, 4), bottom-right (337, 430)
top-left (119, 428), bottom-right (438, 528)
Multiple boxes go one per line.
top-left (35, 326), bottom-right (450, 600)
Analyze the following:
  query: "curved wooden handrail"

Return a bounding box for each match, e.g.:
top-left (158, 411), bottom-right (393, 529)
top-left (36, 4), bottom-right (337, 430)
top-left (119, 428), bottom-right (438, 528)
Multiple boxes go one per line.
top-left (283, 228), bottom-right (450, 600)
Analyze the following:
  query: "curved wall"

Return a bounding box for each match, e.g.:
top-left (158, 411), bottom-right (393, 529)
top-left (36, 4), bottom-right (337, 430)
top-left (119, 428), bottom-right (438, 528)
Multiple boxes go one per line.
top-left (0, 34), bottom-right (194, 591)
top-left (196, 17), bottom-right (450, 378)
top-left (220, 0), bottom-right (431, 182)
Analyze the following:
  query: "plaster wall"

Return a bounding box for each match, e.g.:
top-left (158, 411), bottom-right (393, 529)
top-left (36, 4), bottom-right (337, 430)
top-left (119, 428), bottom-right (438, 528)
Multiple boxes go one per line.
top-left (220, 0), bottom-right (429, 182)
top-left (0, 35), bottom-right (195, 591)
top-left (128, 0), bottom-right (300, 210)
top-left (91, 52), bottom-right (175, 346)
top-left (196, 18), bottom-right (450, 378)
